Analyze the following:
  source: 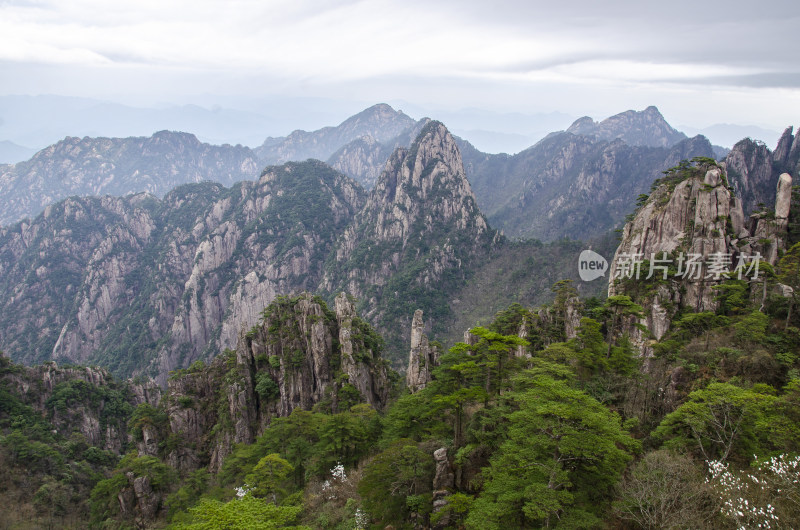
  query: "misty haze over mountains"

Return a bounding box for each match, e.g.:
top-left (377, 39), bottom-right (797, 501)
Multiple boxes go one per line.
top-left (0, 95), bottom-right (783, 164)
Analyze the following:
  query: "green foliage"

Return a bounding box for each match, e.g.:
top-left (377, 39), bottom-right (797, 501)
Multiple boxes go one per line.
top-left (89, 472), bottom-right (130, 524)
top-left (653, 157), bottom-right (719, 193)
top-left (129, 402), bottom-right (169, 442)
top-left (654, 382), bottom-right (778, 462)
top-left (358, 439), bottom-right (434, 525)
top-left (713, 279), bottom-right (750, 315)
top-left (466, 373), bottom-right (637, 528)
top-left (431, 492), bottom-right (474, 527)
top-left (255, 373), bottom-right (280, 401)
top-left (380, 390), bottom-right (448, 445)
top-left (733, 311), bottom-right (770, 344)
top-left (315, 410), bottom-right (372, 471)
top-left (168, 494), bottom-right (309, 529)
top-left (488, 302), bottom-right (531, 336)
top-left (779, 242), bottom-right (800, 327)
top-left (166, 469), bottom-right (211, 521)
top-left (245, 454), bottom-right (294, 501)
top-left (1, 430), bottom-right (65, 473)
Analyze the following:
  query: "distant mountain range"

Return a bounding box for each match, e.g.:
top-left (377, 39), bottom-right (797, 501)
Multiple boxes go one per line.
top-left (566, 106), bottom-right (688, 148)
top-left (0, 131), bottom-right (260, 226)
top-left (255, 103), bottom-right (429, 189)
top-left (1, 103), bottom-right (794, 245)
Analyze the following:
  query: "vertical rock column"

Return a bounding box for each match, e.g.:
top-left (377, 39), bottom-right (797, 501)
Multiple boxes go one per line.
top-left (406, 309), bottom-right (438, 392)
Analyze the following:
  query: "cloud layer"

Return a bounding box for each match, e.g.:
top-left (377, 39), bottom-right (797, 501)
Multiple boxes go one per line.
top-left (1, 0), bottom-right (798, 131)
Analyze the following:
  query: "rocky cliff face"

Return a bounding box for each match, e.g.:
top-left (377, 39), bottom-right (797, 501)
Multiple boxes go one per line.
top-left (0, 358), bottom-right (156, 453)
top-left (322, 121), bottom-right (497, 351)
top-left (463, 129), bottom-right (715, 241)
top-left (0, 194), bottom-right (160, 368)
top-left (138, 293), bottom-right (391, 474)
top-left (326, 135), bottom-right (392, 190)
top-left (0, 122), bottom-right (543, 379)
top-left (725, 125), bottom-right (800, 216)
top-left (565, 106), bottom-right (687, 148)
top-left (0, 130), bottom-right (260, 225)
top-left (0, 160), bottom-right (364, 382)
top-left (608, 160), bottom-right (791, 354)
top-left (149, 161), bottom-right (364, 384)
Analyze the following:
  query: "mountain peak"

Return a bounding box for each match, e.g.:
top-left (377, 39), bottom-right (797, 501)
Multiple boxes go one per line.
top-left (356, 102), bottom-right (404, 118)
top-left (375, 120), bottom-right (477, 210)
top-left (321, 120), bottom-right (494, 351)
top-left (566, 116), bottom-right (597, 136)
top-left (566, 106), bottom-right (686, 148)
top-left (256, 103), bottom-right (416, 164)
top-left (337, 103), bottom-right (415, 143)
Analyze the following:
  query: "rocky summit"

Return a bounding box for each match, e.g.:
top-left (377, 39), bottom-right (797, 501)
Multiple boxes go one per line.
top-left (0, 131), bottom-right (260, 225)
top-left (565, 106), bottom-right (687, 148)
top-left (321, 120), bottom-right (497, 351)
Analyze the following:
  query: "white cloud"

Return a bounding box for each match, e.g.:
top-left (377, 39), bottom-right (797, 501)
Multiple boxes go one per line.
top-left (0, 0), bottom-right (798, 135)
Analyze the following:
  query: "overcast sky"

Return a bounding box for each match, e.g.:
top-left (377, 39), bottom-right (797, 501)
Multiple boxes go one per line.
top-left (1, 0), bottom-right (798, 145)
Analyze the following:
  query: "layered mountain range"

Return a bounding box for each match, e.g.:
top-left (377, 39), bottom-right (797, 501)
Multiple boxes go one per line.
top-left (0, 123), bottom-right (505, 380)
top-left (1, 103), bottom-right (781, 243)
top-left (461, 128), bottom-right (716, 241)
top-left (0, 103), bottom-right (794, 384)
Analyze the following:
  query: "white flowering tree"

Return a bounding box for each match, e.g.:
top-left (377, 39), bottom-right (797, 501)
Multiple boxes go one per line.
top-left (707, 454), bottom-right (800, 529)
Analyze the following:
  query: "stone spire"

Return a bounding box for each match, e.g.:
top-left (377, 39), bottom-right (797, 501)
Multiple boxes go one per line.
top-left (775, 172), bottom-right (793, 230)
top-left (515, 317), bottom-right (529, 358)
top-left (407, 310), bottom-right (439, 392)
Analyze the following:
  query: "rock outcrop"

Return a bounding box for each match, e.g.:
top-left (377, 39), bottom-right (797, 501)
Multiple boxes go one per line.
top-left (431, 446), bottom-right (456, 528)
top-left (725, 138), bottom-right (778, 215)
top-left (0, 359), bottom-right (149, 453)
top-left (148, 293), bottom-right (392, 474)
top-left (333, 292), bottom-right (391, 409)
top-left (725, 125), bottom-right (799, 216)
top-left (406, 310), bottom-right (439, 392)
top-left (609, 160), bottom-right (791, 355)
